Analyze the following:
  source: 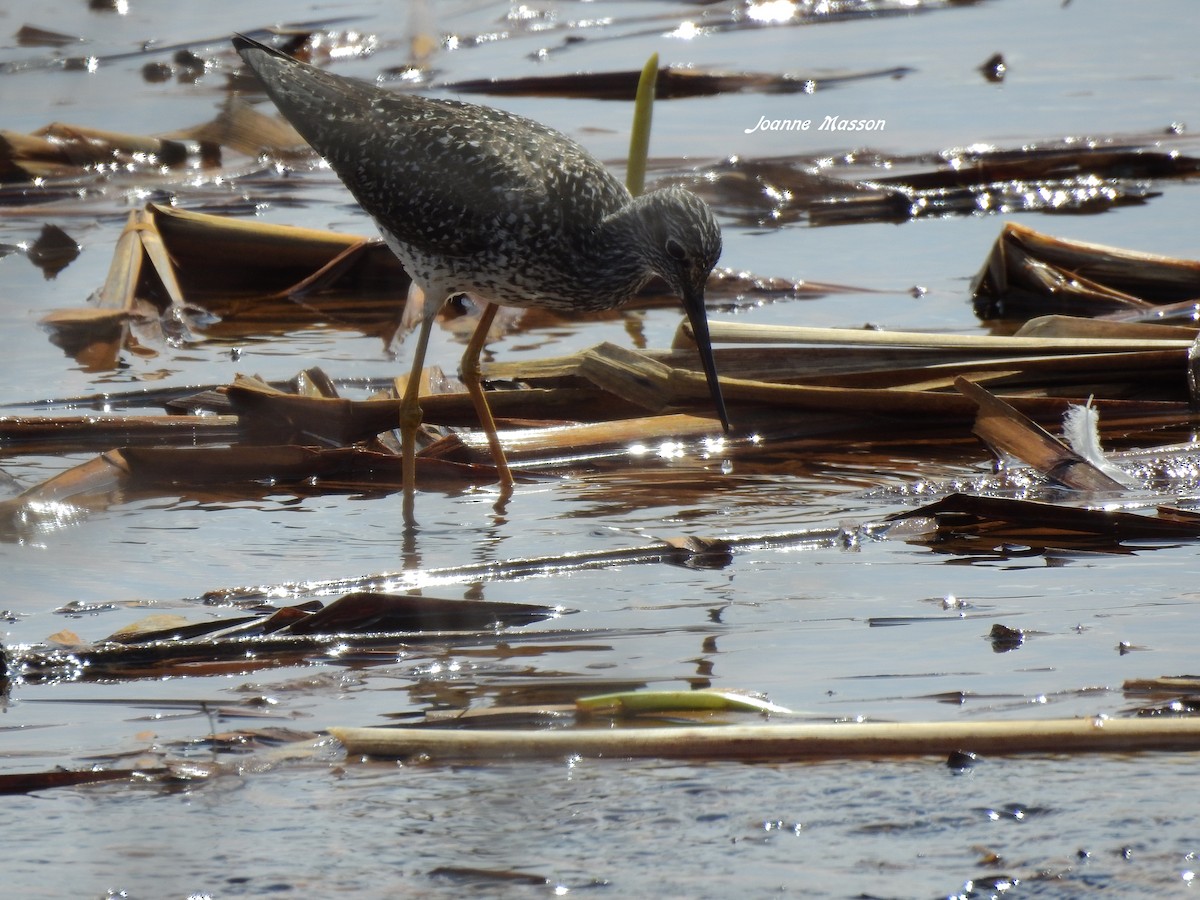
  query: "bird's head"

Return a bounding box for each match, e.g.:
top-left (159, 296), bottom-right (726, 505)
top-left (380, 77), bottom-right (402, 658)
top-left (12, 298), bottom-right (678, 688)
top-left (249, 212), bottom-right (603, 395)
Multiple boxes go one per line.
top-left (640, 186), bottom-right (723, 306)
top-left (635, 186), bottom-right (729, 433)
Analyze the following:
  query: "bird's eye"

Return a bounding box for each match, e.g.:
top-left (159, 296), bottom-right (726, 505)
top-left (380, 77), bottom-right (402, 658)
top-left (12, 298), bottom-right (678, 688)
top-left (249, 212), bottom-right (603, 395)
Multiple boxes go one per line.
top-left (665, 238), bottom-right (686, 261)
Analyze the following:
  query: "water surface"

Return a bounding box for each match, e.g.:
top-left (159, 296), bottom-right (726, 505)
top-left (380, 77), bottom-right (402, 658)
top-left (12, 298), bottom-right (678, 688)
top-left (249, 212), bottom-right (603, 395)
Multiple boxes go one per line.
top-left (3, 0), bottom-right (1200, 896)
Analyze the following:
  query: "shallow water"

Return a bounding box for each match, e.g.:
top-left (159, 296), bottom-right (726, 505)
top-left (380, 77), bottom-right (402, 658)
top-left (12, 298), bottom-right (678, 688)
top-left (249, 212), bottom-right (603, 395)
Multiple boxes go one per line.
top-left (4, 0), bottom-right (1200, 896)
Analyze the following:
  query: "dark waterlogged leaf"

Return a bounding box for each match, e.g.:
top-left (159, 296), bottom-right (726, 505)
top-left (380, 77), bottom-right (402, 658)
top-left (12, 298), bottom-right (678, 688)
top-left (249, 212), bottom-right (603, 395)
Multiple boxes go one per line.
top-left (0, 767), bottom-right (165, 795)
top-left (891, 493), bottom-right (1200, 544)
top-left (0, 414), bottom-right (239, 455)
top-left (283, 592), bottom-right (562, 634)
top-left (429, 866), bottom-right (549, 887)
top-left (117, 445), bottom-right (497, 490)
top-left (9, 624), bottom-right (587, 685)
top-left (15, 25), bottom-right (83, 48)
top-left (443, 65), bottom-right (909, 101)
top-left (104, 613), bottom-right (262, 645)
top-left (978, 52), bottom-right (1006, 83)
top-left (26, 223), bottom-right (79, 278)
top-left (988, 624), bottom-right (1025, 652)
top-left (6, 591), bottom-right (564, 684)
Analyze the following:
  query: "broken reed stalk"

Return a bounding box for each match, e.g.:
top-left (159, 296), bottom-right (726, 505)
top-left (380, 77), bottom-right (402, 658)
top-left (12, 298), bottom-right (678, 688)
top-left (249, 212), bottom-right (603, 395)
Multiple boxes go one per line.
top-left (330, 716), bottom-right (1200, 762)
top-left (697, 321), bottom-right (1195, 353)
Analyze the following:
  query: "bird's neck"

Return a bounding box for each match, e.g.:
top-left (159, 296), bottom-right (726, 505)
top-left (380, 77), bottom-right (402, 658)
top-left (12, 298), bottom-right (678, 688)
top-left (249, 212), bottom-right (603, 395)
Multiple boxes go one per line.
top-left (581, 192), bottom-right (663, 302)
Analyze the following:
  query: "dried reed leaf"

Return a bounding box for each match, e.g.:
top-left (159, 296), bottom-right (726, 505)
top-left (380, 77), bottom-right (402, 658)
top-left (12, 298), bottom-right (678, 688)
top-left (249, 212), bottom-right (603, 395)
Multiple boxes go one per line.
top-left (0, 768), bottom-right (165, 795)
top-left (696, 143), bottom-right (1200, 228)
top-left (699, 267), bottom-right (861, 304)
top-left (271, 238), bottom-right (375, 300)
top-left (136, 210), bottom-right (188, 310)
top-left (152, 202), bottom-right (358, 271)
top-left (87, 593), bottom-right (560, 645)
top-left (488, 343), bottom-right (1178, 390)
top-left (106, 614), bottom-right (193, 643)
top-left (973, 221), bottom-right (1200, 320)
top-left (1124, 676), bottom-right (1200, 695)
top-left (471, 413), bottom-right (726, 462)
top-left (577, 341), bottom-right (986, 420)
top-left (693, 321), bottom-right (1194, 354)
top-left (117, 444), bottom-right (493, 489)
top-left (955, 377), bottom-right (1128, 491)
top-left (43, 204), bottom-right (408, 357)
top-left (577, 343), bottom-right (675, 413)
top-left (37, 122), bottom-right (194, 166)
top-left (0, 414), bottom-right (238, 454)
top-left (0, 129), bottom-right (82, 180)
top-left (1007, 221), bottom-right (1200, 299)
top-left (892, 493), bottom-right (1200, 541)
top-left (107, 614), bottom-right (263, 645)
top-left (226, 381), bottom-right (400, 446)
top-left (0, 451), bottom-right (129, 539)
top-left (39, 208), bottom-right (145, 367)
top-left (422, 387), bottom-right (643, 428)
top-left (0, 122), bottom-right (209, 182)
top-left (1015, 314), bottom-right (1200, 341)
top-left (165, 96), bottom-right (304, 156)
top-left (38, 207), bottom-right (202, 366)
top-left (149, 203), bottom-right (407, 301)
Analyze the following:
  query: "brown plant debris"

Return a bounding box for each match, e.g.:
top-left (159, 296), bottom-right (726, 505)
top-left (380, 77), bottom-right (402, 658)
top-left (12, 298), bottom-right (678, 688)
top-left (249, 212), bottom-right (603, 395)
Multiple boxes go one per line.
top-left (0, 123), bottom-right (218, 183)
top-left (691, 139), bottom-right (1200, 228)
top-left (889, 493), bottom-right (1200, 545)
top-left (972, 221), bottom-right (1200, 321)
top-left (0, 767), bottom-right (167, 795)
top-left (441, 64), bottom-right (911, 101)
top-left (9, 212), bottom-right (1200, 548)
top-left (7, 593), bottom-right (564, 685)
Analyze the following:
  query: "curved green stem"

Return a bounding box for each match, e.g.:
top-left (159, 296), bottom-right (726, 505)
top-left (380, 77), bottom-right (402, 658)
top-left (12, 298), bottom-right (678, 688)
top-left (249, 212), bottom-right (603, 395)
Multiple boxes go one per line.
top-left (626, 53), bottom-right (659, 197)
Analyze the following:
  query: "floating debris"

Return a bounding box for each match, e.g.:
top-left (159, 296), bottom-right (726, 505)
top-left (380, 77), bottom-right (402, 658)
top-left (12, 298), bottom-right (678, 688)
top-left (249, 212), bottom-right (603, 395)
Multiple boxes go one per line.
top-left (972, 221), bottom-right (1200, 320)
top-left (692, 138), bottom-right (1200, 227)
top-left (442, 64), bottom-right (910, 101)
top-left (979, 52), bottom-right (1006, 83)
top-left (25, 223), bottom-right (79, 278)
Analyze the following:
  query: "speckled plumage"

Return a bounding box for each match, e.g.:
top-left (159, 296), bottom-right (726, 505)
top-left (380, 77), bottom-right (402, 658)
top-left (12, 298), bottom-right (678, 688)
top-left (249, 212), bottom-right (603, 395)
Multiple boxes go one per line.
top-left (233, 35), bottom-right (723, 320)
top-left (233, 30), bottom-right (730, 498)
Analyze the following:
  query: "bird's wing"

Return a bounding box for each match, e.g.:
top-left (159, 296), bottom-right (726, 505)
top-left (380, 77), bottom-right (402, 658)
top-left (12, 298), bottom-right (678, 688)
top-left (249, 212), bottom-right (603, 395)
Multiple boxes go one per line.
top-left (235, 35), bottom-right (629, 258)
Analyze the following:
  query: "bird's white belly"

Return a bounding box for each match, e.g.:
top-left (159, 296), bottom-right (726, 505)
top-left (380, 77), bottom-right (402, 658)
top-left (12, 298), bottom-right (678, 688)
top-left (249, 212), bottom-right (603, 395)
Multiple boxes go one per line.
top-left (376, 224), bottom-right (595, 311)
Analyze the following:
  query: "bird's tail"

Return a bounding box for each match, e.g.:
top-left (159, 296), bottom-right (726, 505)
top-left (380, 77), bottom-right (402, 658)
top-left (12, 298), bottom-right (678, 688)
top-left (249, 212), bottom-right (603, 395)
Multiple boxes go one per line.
top-left (232, 34), bottom-right (377, 155)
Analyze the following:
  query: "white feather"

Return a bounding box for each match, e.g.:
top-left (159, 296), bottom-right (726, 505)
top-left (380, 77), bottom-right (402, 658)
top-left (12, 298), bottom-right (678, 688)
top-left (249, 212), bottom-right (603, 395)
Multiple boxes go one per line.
top-left (1062, 401), bottom-right (1139, 488)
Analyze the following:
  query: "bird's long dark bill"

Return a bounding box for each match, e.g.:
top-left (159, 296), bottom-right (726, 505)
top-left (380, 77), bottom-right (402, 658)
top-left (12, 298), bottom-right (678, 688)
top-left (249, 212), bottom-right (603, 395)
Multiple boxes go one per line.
top-left (682, 289), bottom-right (731, 433)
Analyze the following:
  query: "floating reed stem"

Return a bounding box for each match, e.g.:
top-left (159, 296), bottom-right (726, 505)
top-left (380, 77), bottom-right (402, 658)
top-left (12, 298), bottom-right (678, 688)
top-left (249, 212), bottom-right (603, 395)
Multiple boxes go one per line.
top-left (331, 716), bottom-right (1200, 762)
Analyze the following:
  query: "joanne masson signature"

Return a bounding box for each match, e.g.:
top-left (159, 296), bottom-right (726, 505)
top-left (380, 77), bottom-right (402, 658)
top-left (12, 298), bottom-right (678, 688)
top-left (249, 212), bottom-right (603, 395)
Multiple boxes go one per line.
top-left (744, 115), bottom-right (886, 134)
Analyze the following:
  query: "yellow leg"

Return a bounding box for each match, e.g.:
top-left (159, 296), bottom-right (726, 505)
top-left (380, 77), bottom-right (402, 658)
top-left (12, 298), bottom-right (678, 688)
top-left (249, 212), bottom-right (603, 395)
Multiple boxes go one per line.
top-left (400, 312), bottom-right (436, 526)
top-left (460, 301), bottom-right (514, 493)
